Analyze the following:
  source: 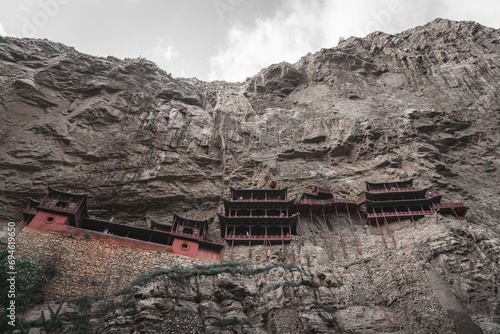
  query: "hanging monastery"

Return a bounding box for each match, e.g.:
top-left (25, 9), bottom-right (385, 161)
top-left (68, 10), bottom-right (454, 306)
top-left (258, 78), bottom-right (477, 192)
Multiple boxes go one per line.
top-left (14, 179), bottom-right (468, 264)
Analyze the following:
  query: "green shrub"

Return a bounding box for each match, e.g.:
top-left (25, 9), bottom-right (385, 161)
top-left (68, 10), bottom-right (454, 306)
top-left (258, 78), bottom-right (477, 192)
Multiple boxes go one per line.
top-left (73, 296), bottom-right (93, 311)
top-left (0, 247), bottom-right (50, 313)
top-left (128, 262), bottom-right (299, 288)
top-left (115, 287), bottom-right (131, 296)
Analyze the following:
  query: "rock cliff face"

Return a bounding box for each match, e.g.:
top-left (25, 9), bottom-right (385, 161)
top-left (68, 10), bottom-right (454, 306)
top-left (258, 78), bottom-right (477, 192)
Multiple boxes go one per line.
top-left (1, 18), bottom-right (500, 333)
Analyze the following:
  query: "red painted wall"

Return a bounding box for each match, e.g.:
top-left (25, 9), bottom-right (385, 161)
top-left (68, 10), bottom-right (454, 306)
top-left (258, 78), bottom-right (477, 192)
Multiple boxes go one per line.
top-left (171, 238), bottom-right (221, 262)
top-left (26, 211), bottom-right (222, 262)
top-left (28, 211), bottom-right (70, 232)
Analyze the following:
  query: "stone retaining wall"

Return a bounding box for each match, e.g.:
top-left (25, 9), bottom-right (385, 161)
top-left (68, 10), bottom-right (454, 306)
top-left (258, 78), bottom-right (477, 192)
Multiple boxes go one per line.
top-left (16, 227), bottom-right (208, 300)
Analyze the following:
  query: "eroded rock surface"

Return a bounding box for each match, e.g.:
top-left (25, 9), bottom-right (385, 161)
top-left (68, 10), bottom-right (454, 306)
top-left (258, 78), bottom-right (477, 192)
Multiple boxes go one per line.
top-left (2, 18), bottom-right (500, 333)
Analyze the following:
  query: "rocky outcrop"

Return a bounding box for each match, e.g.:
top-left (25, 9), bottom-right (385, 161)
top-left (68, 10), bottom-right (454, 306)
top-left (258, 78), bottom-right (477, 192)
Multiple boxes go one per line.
top-left (1, 18), bottom-right (500, 333)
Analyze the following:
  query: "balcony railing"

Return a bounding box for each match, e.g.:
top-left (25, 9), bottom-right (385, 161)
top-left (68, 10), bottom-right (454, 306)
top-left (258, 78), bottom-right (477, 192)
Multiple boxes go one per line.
top-left (230, 199), bottom-right (289, 202)
top-left (367, 187), bottom-right (417, 193)
top-left (227, 214), bottom-right (291, 218)
top-left (170, 231), bottom-right (205, 240)
top-left (38, 198), bottom-right (81, 214)
top-left (225, 234), bottom-right (292, 241)
top-left (367, 210), bottom-right (433, 218)
top-left (434, 202), bottom-right (465, 209)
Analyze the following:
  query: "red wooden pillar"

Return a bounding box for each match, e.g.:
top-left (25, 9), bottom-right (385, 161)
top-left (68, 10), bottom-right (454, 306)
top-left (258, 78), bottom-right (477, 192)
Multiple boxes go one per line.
top-left (309, 207), bottom-right (317, 246)
top-left (407, 206), bottom-right (415, 223)
top-left (375, 218), bottom-right (387, 248)
top-left (322, 207), bottom-right (335, 261)
top-left (297, 214), bottom-right (303, 235)
top-left (52, 193), bottom-right (61, 207)
top-left (281, 226), bottom-right (284, 251)
top-left (264, 226), bottom-right (268, 262)
top-left (334, 205), bottom-right (346, 259)
top-left (249, 226), bottom-right (252, 258)
top-left (65, 196), bottom-right (73, 211)
top-left (230, 226), bottom-right (236, 261)
top-left (347, 208), bottom-right (361, 255)
top-left (383, 217), bottom-right (397, 247)
top-left (357, 208), bottom-right (366, 233)
top-left (40, 192), bottom-right (49, 206)
top-left (452, 209), bottom-right (463, 225)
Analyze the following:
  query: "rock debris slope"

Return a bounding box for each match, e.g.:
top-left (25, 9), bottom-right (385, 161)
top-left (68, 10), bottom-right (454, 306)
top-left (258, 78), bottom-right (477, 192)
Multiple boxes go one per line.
top-left (1, 18), bottom-right (499, 333)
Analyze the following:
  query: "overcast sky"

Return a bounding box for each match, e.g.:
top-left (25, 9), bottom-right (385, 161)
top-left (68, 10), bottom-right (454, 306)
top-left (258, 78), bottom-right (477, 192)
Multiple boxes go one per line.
top-left (0, 0), bottom-right (498, 82)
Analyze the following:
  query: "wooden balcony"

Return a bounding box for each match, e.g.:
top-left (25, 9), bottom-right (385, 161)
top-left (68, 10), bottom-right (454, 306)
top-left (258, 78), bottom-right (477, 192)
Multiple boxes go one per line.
top-left (294, 198), bottom-right (359, 213)
top-left (366, 209), bottom-right (433, 222)
top-left (367, 187), bottom-right (419, 194)
top-left (170, 231), bottom-right (205, 241)
top-left (225, 234), bottom-right (292, 242)
top-left (433, 202), bottom-right (468, 216)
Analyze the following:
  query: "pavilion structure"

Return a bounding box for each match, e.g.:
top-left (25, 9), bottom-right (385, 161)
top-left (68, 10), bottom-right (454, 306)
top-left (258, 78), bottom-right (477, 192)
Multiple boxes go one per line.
top-left (14, 180), bottom-right (469, 263)
top-left (364, 179), bottom-right (468, 248)
top-left (295, 186), bottom-right (364, 259)
top-left (15, 187), bottom-right (223, 262)
top-left (218, 187), bottom-right (298, 262)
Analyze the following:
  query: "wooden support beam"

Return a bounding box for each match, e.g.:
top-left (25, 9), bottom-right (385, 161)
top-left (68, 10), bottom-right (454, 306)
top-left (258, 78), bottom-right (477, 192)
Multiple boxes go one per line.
top-left (40, 192), bottom-right (49, 206)
top-left (383, 217), bottom-right (397, 247)
top-left (334, 205), bottom-right (347, 259)
top-left (249, 226), bottom-right (252, 258)
top-left (281, 226), bottom-right (284, 251)
top-left (367, 216), bottom-right (374, 234)
top-left (65, 196), bottom-right (73, 211)
top-left (347, 208), bottom-right (361, 255)
top-left (322, 207), bottom-right (335, 262)
top-left (265, 227), bottom-right (268, 262)
top-left (375, 218), bottom-right (388, 248)
top-left (221, 240), bottom-right (225, 262)
top-left (408, 206), bottom-right (415, 223)
top-left (309, 207), bottom-right (317, 246)
top-left (297, 213), bottom-right (303, 235)
top-left (357, 208), bottom-right (366, 233)
top-left (264, 239), bottom-right (268, 263)
top-left (452, 209), bottom-right (463, 225)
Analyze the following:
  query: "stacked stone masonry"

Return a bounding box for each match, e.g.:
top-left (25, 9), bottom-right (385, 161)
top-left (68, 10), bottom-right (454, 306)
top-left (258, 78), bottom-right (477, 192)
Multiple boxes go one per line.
top-left (16, 227), bottom-right (208, 300)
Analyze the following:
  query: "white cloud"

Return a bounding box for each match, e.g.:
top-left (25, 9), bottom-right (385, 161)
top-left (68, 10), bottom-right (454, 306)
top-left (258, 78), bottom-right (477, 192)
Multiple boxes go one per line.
top-left (208, 0), bottom-right (500, 82)
top-left (208, 0), bottom-right (409, 82)
top-left (153, 39), bottom-right (177, 62)
top-left (145, 38), bottom-right (179, 68)
top-left (208, 0), bottom-right (326, 82)
top-left (0, 20), bottom-right (7, 36)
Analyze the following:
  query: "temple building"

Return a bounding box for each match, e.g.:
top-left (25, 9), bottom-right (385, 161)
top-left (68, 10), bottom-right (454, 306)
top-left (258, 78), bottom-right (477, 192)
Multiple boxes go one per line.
top-left (218, 187), bottom-right (298, 261)
top-left (152, 214), bottom-right (222, 260)
top-left (15, 187), bottom-right (223, 262)
top-left (365, 179), bottom-right (443, 224)
top-left (295, 186), bottom-right (364, 259)
top-left (363, 179), bottom-right (469, 248)
top-left (295, 186), bottom-right (360, 214)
